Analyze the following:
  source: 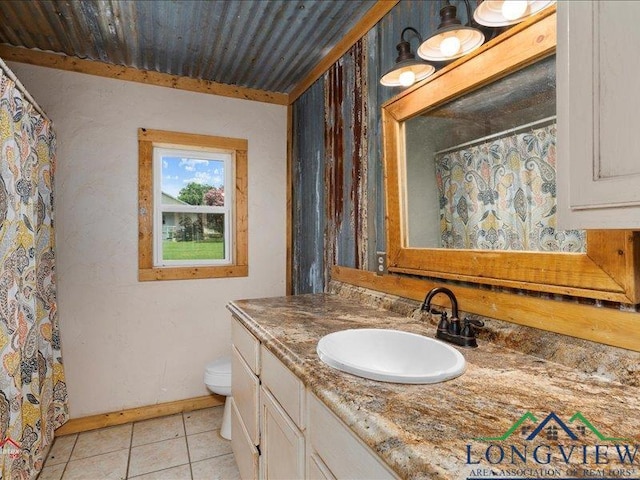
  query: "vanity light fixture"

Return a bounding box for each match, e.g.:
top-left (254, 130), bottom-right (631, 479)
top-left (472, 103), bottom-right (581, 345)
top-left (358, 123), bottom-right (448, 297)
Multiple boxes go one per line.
top-left (473, 0), bottom-right (555, 27)
top-left (380, 27), bottom-right (435, 87)
top-left (417, 0), bottom-right (485, 62)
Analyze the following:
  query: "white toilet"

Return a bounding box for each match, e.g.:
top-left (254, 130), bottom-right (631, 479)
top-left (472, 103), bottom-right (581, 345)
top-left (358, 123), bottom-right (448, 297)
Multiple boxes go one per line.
top-left (204, 356), bottom-right (232, 440)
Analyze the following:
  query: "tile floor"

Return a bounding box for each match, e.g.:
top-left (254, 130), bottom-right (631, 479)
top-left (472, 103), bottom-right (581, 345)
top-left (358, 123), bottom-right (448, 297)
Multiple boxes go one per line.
top-left (38, 406), bottom-right (240, 480)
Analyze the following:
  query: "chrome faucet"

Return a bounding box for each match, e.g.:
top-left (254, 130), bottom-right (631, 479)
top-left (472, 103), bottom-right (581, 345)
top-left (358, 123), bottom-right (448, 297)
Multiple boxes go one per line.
top-left (421, 287), bottom-right (483, 348)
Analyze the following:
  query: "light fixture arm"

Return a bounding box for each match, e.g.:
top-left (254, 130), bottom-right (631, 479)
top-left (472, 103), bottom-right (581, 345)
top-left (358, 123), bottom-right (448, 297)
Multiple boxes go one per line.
top-left (394, 27), bottom-right (424, 63)
top-left (401, 27), bottom-right (423, 44)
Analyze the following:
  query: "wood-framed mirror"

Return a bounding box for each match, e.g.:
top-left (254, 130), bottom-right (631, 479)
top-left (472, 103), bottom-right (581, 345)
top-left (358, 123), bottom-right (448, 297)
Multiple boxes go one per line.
top-left (382, 8), bottom-right (639, 304)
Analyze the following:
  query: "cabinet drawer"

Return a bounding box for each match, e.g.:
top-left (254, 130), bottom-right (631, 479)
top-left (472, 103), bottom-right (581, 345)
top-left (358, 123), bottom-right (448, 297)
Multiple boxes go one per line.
top-left (261, 346), bottom-right (305, 429)
top-left (231, 346), bottom-right (259, 445)
top-left (232, 316), bottom-right (260, 375)
top-left (230, 397), bottom-right (259, 480)
top-left (308, 393), bottom-right (398, 480)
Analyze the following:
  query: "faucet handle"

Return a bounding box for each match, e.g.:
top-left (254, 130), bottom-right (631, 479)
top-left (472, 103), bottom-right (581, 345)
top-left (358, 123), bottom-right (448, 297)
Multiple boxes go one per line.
top-left (437, 311), bottom-right (450, 333)
top-left (465, 318), bottom-right (484, 328)
top-left (461, 317), bottom-right (484, 338)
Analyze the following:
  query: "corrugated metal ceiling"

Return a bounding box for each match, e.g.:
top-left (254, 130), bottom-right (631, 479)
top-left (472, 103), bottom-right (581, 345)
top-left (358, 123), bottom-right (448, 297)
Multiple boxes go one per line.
top-left (0, 0), bottom-right (379, 94)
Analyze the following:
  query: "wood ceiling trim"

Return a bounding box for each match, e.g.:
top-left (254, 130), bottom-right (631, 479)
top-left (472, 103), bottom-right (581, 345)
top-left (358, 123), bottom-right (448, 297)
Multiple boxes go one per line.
top-left (288, 0), bottom-right (400, 104)
top-left (0, 44), bottom-right (289, 105)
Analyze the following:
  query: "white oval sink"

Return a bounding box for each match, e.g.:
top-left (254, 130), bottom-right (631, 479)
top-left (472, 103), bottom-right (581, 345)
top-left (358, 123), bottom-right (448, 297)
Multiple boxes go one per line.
top-left (317, 328), bottom-right (466, 384)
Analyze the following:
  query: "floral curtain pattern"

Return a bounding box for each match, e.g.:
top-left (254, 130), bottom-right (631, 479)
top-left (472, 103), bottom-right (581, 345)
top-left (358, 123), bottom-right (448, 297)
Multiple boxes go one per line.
top-left (435, 123), bottom-right (586, 252)
top-left (0, 69), bottom-right (68, 478)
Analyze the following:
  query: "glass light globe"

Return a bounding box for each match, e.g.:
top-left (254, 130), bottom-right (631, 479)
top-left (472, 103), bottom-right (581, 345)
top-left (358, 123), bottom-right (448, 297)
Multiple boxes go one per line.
top-left (501, 0), bottom-right (528, 21)
top-left (399, 70), bottom-right (416, 87)
top-left (440, 36), bottom-right (461, 58)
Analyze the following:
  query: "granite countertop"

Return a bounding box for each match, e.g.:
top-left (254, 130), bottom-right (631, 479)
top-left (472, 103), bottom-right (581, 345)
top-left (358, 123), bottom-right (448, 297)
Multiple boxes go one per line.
top-left (228, 293), bottom-right (640, 480)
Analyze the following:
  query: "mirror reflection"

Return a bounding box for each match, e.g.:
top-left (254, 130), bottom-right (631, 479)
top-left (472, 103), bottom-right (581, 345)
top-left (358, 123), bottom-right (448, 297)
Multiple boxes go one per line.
top-left (403, 55), bottom-right (585, 252)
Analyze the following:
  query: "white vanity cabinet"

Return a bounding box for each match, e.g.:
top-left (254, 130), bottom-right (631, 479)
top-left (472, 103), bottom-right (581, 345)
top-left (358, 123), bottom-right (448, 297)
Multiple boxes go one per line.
top-left (230, 315), bottom-right (399, 480)
top-left (231, 317), bottom-right (305, 480)
top-left (557, 1), bottom-right (640, 229)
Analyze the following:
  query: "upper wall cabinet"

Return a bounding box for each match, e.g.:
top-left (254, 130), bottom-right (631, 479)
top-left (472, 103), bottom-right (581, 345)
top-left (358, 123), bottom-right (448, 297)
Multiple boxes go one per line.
top-left (557, 1), bottom-right (640, 229)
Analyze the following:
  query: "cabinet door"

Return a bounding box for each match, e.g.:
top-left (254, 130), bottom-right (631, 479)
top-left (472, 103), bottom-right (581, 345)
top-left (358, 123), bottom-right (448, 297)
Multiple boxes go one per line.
top-left (308, 453), bottom-right (337, 480)
top-left (260, 386), bottom-right (305, 480)
top-left (557, 1), bottom-right (640, 229)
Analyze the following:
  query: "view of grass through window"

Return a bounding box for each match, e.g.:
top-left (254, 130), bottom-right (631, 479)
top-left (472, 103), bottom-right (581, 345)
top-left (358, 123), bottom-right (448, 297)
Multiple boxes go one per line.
top-left (162, 238), bottom-right (225, 260)
top-left (161, 211), bottom-right (226, 261)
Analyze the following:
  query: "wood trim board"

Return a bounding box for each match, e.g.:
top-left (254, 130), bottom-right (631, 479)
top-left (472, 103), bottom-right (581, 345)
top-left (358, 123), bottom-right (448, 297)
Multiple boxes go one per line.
top-left (331, 266), bottom-right (640, 353)
top-left (55, 395), bottom-right (224, 437)
top-left (286, 104), bottom-right (294, 295)
top-left (0, 44), bottom-right (288, 105)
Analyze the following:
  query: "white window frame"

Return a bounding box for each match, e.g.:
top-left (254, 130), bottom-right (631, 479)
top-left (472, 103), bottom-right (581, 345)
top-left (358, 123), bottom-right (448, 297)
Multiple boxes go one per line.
top-left (153, 146), bottom-right (234, 267)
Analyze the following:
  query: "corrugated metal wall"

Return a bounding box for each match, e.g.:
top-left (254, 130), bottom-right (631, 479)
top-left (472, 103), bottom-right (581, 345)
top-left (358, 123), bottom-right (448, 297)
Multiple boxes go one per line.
top-left (291, 0), bottom-right (476, 294)
top-left (324, 38), bottom-right (368, 283)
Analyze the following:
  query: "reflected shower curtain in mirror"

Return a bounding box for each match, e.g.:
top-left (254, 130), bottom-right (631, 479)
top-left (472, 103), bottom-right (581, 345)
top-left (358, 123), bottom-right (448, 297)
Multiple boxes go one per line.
top-left (0, 64), bottom-right (68, 477)
top-left (435, 123), bottom-right (586, 252)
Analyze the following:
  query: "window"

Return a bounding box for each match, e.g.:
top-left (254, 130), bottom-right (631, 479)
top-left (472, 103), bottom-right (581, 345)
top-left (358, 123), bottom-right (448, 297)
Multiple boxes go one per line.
top-left (154, 147), bottom-right (232, 266)
top-left (138, 129), bottom-right (248, 281)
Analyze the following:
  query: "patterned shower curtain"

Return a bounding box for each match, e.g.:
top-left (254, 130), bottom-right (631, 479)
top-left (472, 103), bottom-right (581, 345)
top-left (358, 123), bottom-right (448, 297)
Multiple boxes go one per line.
top-left (0, 64), bottom-right (68, 477)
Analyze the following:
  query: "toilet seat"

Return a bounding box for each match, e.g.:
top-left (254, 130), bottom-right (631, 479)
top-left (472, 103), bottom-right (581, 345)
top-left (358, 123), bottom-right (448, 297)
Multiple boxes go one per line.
top-left (204, 356), bottom-right (232, 396)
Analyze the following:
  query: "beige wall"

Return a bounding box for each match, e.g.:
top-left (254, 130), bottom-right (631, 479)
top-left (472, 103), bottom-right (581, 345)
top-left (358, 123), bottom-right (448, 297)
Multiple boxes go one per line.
top-left (9, 63), bottom-right (287, 418)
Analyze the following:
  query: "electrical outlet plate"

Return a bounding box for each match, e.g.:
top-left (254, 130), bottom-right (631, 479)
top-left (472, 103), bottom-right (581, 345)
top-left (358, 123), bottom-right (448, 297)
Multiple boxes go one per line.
top-left (375, 252), bottom-right (387, 275)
